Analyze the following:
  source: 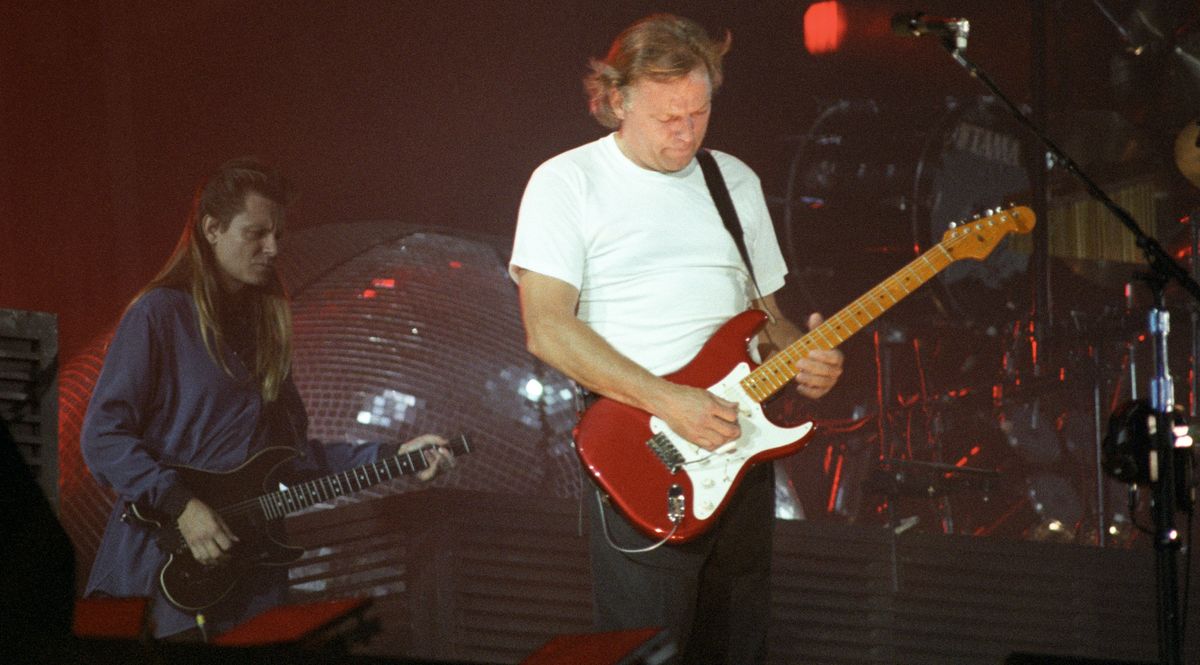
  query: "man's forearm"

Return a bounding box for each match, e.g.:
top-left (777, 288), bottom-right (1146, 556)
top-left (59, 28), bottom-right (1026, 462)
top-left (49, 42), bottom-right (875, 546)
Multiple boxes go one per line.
top-left (525, 312), bottom-right (668, 415)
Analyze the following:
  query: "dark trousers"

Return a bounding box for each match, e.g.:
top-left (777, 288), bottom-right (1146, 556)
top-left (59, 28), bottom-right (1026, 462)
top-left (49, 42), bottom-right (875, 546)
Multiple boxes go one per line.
top-left (587, 462), bottom-right (774, 665)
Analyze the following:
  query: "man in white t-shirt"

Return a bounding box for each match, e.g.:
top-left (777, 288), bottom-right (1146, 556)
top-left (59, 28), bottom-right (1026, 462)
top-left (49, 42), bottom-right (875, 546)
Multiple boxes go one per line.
top-left (509, 14), bottom-right (843, 664)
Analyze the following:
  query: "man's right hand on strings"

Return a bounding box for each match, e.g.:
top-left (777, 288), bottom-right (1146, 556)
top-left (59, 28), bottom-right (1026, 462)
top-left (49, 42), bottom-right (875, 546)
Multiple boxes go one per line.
top-left (657, 382), bottom-right (740, 452)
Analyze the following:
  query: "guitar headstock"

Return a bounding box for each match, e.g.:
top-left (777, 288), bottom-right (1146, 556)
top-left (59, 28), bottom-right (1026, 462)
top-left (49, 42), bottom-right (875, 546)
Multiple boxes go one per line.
top-left (940, 205), bottom-right (1036, 261)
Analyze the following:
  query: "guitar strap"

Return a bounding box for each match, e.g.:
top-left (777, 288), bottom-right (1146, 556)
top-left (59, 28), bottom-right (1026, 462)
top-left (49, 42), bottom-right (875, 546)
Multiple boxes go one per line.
top-left (695, 149), bottom-right (759, 289)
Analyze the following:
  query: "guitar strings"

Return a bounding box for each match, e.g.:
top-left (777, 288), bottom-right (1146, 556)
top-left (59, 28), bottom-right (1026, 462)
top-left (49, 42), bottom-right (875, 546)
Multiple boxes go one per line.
top-left (208, 447), bottom-right (433, 519)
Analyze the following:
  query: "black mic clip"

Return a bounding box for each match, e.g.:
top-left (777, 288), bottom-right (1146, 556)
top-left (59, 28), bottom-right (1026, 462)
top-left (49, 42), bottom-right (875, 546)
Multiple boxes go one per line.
top-left (892, 11), bottom-right (970, 52)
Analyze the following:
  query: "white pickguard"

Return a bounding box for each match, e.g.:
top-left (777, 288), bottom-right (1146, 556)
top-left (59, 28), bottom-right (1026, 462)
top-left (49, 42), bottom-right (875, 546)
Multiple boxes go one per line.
top-left (648, 362), bottom-right (814, 521)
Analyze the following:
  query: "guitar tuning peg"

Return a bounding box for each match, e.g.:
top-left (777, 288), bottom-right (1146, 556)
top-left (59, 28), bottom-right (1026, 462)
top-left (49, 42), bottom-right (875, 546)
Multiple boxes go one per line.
top-left (948, 221), bottom-right (958, 229)
top-left (985, 208), bottom-right (995, 217)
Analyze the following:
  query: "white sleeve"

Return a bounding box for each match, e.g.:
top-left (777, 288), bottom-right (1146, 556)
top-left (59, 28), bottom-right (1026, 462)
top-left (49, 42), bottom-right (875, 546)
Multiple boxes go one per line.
top-left (744, 181), bottom-right (788, 297)
top-left (717, 152), bottom-right (788, 297)
top-left (509, 160), bottom-right (587, 289)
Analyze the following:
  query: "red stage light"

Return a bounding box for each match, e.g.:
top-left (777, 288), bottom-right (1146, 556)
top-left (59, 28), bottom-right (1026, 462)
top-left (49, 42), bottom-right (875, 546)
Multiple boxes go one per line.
top-left (372, 277), bottom-right (396, 288)
top-left (804, 1), bottom-right (847, 55)
top-left (361, 289), bottom-right (377, 299)
top-left (449, 260), bottom-right (463, 269)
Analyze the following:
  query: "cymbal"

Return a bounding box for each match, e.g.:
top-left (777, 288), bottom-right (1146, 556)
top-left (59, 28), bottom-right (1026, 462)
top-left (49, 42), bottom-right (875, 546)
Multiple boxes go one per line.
top-left (1174, 120), bottom-right (1200, 188)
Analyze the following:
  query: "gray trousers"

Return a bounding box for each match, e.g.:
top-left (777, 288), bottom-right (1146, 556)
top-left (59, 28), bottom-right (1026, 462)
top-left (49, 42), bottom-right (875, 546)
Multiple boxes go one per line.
top-left (586, 462), bottom-right (775, 665)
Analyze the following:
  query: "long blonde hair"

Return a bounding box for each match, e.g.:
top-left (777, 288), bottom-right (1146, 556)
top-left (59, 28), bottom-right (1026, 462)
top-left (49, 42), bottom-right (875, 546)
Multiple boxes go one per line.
top-left (133, 158), bottom-right (294, 401)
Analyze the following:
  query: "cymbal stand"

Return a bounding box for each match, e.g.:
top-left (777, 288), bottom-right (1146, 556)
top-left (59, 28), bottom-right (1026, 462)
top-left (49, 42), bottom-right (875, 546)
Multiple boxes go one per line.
top-left (1190, 214), bottom-right (1200, 420)
top-left (1085, 333), bottom-right (1108, 548)
top-left (1123, 282), bottom-right (1142, 404)
top-left (1147, 271), bottom-right (1186, 665)
top-left (922, 25), bottom-right (1199, 665)
top-left (911, 334), bottom-right (957, 535)
top-left (872, 326), bottom-right (902, 593)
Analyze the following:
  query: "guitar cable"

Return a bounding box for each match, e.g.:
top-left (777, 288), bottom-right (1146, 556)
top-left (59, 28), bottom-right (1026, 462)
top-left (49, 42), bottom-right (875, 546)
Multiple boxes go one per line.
top-left (595, 491), bottom-right (680, 554)
top-left (194, 613), bottom-right (209, 642)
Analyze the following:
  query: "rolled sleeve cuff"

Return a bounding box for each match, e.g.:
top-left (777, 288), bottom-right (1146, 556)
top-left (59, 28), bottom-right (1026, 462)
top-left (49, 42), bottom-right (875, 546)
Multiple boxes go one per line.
top-left (157, 483), bottom-right (194, 520)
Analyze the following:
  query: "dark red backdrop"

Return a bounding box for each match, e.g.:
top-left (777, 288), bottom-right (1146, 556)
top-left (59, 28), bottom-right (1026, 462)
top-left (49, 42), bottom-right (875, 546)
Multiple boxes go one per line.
top-left (0, 0), bottom-right (1078, 359)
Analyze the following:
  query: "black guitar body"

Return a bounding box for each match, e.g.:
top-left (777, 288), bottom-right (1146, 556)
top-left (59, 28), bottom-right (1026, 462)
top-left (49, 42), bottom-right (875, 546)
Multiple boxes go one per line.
top-left (124, 434), bottom-right (470, 612)
top-left (133, 447), bottom-right (303, 612)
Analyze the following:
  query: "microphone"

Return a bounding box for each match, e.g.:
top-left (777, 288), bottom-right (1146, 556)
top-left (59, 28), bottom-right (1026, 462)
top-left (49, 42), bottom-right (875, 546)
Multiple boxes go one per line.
top-left (891, 11), bottom-right (970, 49)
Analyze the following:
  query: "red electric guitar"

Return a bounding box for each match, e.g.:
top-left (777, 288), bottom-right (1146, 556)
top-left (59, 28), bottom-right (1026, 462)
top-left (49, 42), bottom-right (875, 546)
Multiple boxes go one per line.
top-left (575, 206), bottom-right (1036, 543)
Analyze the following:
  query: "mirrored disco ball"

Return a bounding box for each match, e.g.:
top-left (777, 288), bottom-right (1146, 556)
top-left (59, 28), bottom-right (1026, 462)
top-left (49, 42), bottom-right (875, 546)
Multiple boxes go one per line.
top-left (278, 222), bottom-right (581, 500)
top-left (57, 333), bottom-right (117, 590)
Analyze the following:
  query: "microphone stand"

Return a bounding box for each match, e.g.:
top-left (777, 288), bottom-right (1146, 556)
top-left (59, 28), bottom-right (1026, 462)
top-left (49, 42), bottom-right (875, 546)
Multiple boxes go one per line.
top-left (924, 26), bottom-right (1196, 665)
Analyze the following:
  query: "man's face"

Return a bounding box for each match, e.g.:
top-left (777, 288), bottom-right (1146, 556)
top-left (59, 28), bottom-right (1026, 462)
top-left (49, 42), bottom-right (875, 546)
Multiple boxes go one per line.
top-left (204, 192), bottom-right (281, 293)
top-left (612, 67), bottom-right (712, 173)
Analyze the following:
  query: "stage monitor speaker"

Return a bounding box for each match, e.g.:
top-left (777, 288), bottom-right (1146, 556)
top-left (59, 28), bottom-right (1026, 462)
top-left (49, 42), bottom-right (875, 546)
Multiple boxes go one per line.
top-left (214, 597), bottom-right (376, 649)
top-left (0, 308), bottom-right (58, 511)
top-left (1005, 653), bottom-right (1154, 665)
top-left (72, 596), bottom-right (150, 640)
top-left (522, 627), bottom-right (674, 665)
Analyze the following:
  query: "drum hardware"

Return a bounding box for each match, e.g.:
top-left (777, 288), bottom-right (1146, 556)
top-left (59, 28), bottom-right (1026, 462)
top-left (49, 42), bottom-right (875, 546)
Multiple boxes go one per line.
top-left (866, 458), bottom-right (999, 500)
top-left (837, 280), bottom-right (1142, 544)
top-left (855, 311), bottom-right (1013, 536)
top-left (991, 310), bottom-right (1145, 547)
top-left (867, 458), bottom-right (1000, 537)
top-left (852, 311), bottom-right (1150, 546)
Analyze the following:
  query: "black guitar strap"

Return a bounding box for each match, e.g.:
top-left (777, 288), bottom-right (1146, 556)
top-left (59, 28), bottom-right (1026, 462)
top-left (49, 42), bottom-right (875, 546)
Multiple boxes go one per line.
top-left (696, 148), bottom-right (758, 289)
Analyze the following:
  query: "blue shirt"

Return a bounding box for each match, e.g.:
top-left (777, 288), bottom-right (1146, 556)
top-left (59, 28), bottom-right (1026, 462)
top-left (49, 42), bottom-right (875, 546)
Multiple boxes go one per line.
top-left (82, 287), bottom-right (385, 637)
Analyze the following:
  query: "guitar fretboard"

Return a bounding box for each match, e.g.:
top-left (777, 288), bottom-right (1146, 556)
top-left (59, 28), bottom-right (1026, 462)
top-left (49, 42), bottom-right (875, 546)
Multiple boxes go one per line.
top-left (256, 433), bottom-right (470, 520)
top-left (738, 207), bottom-right (1031, 403)
top-left (258, 449), bottom-right (430, 520)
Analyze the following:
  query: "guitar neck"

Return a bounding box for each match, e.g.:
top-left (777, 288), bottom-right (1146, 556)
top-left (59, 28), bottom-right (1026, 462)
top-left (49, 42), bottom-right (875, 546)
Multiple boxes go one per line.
top-left (741, 243), bottom-right (957, 403)
top-left (257, 434), bottom-right (469, 520)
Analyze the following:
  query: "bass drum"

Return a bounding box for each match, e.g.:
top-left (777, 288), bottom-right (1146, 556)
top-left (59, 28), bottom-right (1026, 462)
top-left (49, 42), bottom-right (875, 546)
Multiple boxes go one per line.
top-left (943, 437), bottom-right (1087, 543)
top-left (909, 97), bottom-right (1035, 329)
top-left (783, 96), bottom-right (1034, 328)
top-left (783, 98), bottom-right (926, 264)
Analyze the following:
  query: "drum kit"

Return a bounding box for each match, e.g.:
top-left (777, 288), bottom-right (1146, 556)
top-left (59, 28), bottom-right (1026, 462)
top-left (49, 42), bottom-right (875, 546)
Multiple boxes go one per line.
top-left (834, 308), bottom-right (1147, 547)
top-left (783, 97), bottom-right (1200, 547)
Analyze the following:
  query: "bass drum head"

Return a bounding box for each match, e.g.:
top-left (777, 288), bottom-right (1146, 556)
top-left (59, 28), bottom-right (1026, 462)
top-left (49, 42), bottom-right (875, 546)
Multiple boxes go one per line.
top-left (789, 99), bottom-right (920, 216)
top-left (910, 97), bottom-right (1034, 329)
top-left (782, 98), bottom-right (932, 274)
top-left (782, 97), bottom-right (1033, 330)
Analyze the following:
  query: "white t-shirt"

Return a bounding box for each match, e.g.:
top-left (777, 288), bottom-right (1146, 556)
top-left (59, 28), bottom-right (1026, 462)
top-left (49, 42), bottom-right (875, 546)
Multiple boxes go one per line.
top-left (510, 133), bottom-right (788, 375)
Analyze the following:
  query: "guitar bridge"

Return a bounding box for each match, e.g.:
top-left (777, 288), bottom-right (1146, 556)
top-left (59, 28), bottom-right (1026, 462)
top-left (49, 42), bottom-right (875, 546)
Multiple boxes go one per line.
top-left (647, 433), bottom-right (685, 473)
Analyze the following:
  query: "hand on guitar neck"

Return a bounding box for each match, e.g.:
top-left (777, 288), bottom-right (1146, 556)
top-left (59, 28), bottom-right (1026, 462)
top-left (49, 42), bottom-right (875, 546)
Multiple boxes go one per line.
top-left (754, 306), bottom-right (845, 401)
top-left (399, 433), bottom-right (457, 481)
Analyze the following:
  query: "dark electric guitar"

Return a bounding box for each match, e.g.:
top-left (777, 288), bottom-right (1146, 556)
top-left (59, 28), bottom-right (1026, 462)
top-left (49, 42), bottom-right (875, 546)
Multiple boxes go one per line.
top-left (575, 207), bottom-right (1036, 543)
top-left (124, 434), bottom-right (471, 611)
